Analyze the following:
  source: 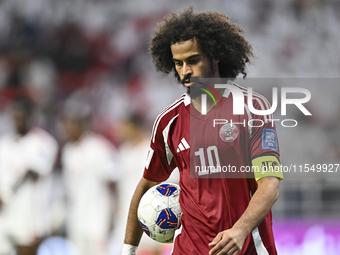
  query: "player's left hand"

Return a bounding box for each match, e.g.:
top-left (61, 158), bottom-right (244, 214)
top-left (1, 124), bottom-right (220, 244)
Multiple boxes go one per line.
top-left (208, 228), bottom-right (246, 255)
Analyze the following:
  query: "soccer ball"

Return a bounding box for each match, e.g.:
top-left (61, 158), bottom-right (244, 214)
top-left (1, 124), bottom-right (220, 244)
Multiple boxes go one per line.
top-left (137, 183), bottom-right (181, 243)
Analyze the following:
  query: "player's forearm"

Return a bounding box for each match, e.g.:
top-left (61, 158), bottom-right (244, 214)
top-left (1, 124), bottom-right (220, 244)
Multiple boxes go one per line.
top-left (232, 177), bottom-right (280, 237)
top-left (124, 177), bottom-right (159, 245)
top-left (124, 191), bottom-right (144, 246)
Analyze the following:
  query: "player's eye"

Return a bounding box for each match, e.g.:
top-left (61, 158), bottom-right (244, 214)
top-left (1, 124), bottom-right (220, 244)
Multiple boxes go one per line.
top-left (187, 58), bottom-right (199, 65)
top-left (174, 61), bottom-right (183, 67)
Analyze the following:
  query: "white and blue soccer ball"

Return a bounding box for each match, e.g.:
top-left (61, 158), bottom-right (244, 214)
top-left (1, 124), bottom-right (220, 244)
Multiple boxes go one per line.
top-left (137, 183), bottom-right (181, 243)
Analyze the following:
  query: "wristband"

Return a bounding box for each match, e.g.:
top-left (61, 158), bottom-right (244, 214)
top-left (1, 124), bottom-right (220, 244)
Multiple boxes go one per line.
top-left (121, 244), bottom-right (138, 255)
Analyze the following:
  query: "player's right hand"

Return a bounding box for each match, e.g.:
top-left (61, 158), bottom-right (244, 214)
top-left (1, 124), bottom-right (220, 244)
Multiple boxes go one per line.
top-left (208, 228), bottom-right (246, 255)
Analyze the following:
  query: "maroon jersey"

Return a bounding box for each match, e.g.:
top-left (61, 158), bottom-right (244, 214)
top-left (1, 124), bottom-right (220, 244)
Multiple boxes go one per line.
top-left (143, 84), bottom-right (280, 255)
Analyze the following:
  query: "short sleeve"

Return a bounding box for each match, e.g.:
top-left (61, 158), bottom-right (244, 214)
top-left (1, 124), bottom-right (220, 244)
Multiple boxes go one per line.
top-left (27, 129), bottom-right (58, 176)
top-left (87, 135), bottom-right (120, 182)
top-left (248, 96), bottom-right (280, 161)
top-left (143, 118), bottom-right (177, 183)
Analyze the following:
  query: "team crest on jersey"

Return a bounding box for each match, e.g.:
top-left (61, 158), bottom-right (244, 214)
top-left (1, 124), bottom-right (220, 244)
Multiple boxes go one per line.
top-left (219, 123), bottom-right (239, 142)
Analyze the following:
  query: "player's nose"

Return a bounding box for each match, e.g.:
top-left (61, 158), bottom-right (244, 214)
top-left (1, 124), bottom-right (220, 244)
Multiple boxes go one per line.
top-left (182, 63), bottom-right (193, 77)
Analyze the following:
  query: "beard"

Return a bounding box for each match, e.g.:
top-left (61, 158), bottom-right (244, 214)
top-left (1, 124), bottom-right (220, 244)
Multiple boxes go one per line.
top-left (180, 59), bottom-right (216, 100)
top-left (186, 84), bottom-right (205, 100)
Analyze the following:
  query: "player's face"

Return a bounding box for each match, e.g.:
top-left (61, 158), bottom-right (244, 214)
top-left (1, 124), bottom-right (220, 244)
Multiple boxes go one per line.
top-left (171, 39), bottom-right (220, 97)
top-left (12, 108), bottom-right (31, 135)
top-left (62, 118), bottom-right (84, 142)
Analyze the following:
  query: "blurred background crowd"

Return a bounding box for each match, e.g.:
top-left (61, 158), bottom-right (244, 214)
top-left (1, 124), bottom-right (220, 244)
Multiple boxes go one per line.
top-left (0, 0), bottom-right (339, 254)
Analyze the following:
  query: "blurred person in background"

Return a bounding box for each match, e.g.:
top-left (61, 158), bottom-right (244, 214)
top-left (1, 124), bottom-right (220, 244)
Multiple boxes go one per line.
top-left (0, 95), bottom-right (58, 255)
top-left (112, 114), bottom-right (179, 255)
top-left (61, 97), bottom-right (119, 255)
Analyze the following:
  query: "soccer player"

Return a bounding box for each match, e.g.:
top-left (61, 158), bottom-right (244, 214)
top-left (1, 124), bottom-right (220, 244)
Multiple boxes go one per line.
top-left (0, 96), bottom-right (58, 255)
top-left (61, 100), bottom-right (119, 255)
top-left (122, 7), bottom-right (283, 255)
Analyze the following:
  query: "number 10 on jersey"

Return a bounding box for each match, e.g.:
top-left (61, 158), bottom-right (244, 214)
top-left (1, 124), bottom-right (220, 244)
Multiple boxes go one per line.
top-left (194, 146), bottom-right (221, 176)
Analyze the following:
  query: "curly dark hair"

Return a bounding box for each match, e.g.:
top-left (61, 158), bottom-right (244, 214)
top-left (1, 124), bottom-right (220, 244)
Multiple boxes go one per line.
top-left (149, 7), bottom-right (254, 81)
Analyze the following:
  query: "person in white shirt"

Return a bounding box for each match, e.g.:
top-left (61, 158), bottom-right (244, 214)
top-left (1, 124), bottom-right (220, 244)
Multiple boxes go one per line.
top-left (0, 96), bottom-right (58, 255)
top-left (61, 103), bottom-right (119, 255)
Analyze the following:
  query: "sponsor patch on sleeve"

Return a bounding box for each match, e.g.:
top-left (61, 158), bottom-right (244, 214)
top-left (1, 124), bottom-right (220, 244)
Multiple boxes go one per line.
top-left (145, 147), bottom-right (154, 169)
top-left (261, 128), bottom-right (278, 151)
